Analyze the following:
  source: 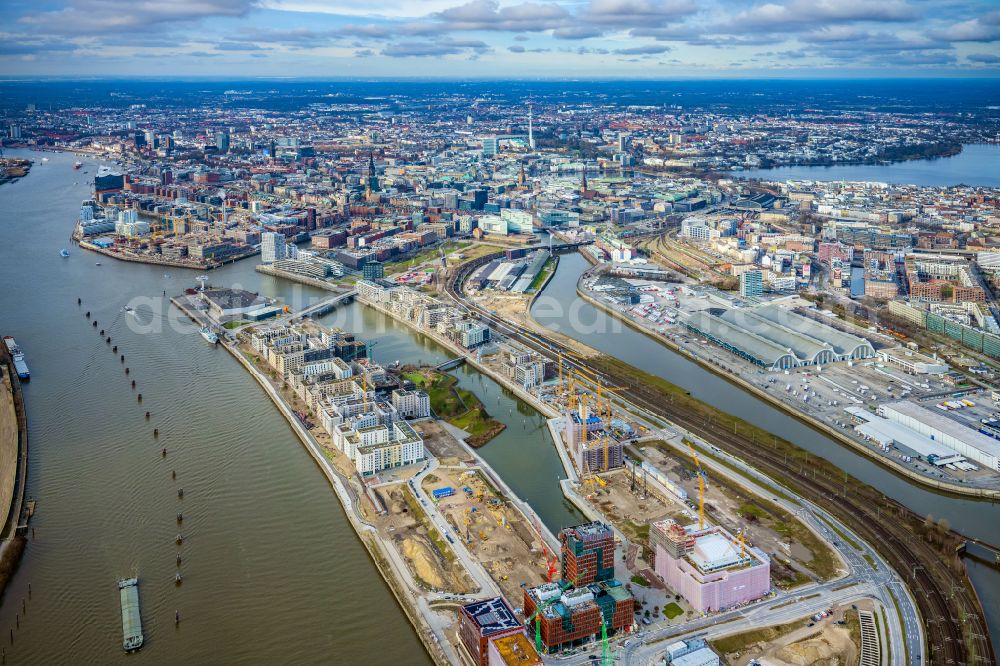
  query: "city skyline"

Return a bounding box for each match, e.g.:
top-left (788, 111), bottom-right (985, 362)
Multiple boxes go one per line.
top-left (2, 0), bottom-right (999, 78)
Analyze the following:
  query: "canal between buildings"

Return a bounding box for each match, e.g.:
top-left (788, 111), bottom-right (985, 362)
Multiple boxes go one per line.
top-left (532, 251), bottom-right (1000, 646)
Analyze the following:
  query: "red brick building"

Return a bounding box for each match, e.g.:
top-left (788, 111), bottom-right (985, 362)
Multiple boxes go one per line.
top-left (560, 522), bottom-right (615, 585)
top-left (522, 580), bottom-right (634, 652)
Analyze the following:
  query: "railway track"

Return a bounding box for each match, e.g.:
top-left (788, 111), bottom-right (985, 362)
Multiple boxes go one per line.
top-left (444, 256), bottom-right (995, 665)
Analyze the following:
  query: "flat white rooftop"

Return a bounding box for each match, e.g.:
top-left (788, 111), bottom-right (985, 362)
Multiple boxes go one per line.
top-left (881, 400), bottom-right (1000, 460)
top-left (846, 406), bottom-right (952, 458)
top-left (690, 532), bottom-right (742, 571)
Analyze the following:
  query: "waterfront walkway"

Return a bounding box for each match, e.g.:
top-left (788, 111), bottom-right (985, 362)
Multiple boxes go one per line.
top-left (0, 364), bottom-right (17, 536)
top-left (0, 347), bottom-right (28, 566)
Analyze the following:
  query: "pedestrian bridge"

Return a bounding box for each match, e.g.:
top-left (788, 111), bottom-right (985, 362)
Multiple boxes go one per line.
top-left (298, 290), bottom-right (356, 318)
top-left (435, 357), bottom-right (466, 371)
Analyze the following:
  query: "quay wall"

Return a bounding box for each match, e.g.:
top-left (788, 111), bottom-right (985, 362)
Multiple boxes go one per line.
top-left (254, 265), bottom-right (344, 292)
top-left (76, 238), bottom-right (257, 271)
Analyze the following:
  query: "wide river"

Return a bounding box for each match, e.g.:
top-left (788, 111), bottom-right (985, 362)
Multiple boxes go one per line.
top-left (532, 252), bottom-right (1000, 647)
top-left (0, 150), bottom-right (580, 664)
top-left (740, 143), bottom-right (1000, 187)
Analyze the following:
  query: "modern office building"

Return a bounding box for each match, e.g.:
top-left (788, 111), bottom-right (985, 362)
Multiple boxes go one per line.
top-left (500, 208), bottom-right (535, 234)
top-left (739, 270), bottom-right (764, 299)
top-left (482, 136), bottom-right (499, 157)
top-left (521, 579), bottom-right (633, 653)
top-left (261, 231), bottom-right (288, 264)
top-left (486, 633), bottom-right (541, 666)
top-left (560, 522), bottom-right (615, 585)
top-left (362, 260), bottom-right (385, 280)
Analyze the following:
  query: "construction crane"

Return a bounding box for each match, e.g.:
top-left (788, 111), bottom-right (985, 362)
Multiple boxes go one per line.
top-left (686, 439), bottom-right (706, 529)
top-left (567, 372), bottom-right (577, 410)
top-left (526, 574), bottom-right (580, 653)
top-left (598, 387), bottom-right (623, 419)
top-left (732, 528), bottom-right (746, 558)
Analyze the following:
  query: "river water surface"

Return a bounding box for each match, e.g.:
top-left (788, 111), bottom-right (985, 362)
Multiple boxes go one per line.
top-left (0, 151), bottom-right (436, 664)
top-left (740, 143), bottom-right (1000, 187)
top-left (0, 148), bottom-right (586, 663)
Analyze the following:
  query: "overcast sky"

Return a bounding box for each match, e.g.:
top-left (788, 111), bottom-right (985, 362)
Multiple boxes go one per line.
top-left (2, 0), bottom-right (998, 77)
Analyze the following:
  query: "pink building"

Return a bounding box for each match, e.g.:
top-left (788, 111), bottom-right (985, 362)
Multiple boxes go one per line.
top-left (651, 520), bottom-right (770, 613)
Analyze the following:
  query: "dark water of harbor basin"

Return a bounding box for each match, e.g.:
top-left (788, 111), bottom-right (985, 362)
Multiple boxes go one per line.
top-left (0, 150), bottom-right (432, 664)
top-left (316, 305), bottom-right (584, 534)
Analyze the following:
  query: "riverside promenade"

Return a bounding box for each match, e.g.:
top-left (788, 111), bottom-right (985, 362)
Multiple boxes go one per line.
top-left (0, 342), bottom-right (29, 585)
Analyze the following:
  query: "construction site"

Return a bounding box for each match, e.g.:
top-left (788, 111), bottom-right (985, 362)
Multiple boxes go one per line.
top-left (421, 467), bottom-right (550, 602)
top-left (379, 483), bottom-right (475, 594)
top-left (579, 468), bottom-right (690, 549)
top-left (634, 438), bottom-right (842, 588)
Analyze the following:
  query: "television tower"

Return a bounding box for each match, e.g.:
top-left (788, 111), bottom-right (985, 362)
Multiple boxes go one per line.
top-left (528, 102), bottom-right (535, 150)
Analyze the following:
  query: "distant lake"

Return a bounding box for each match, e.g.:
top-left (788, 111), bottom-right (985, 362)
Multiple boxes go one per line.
top-left (739, 143), bottom-right (1000, 187)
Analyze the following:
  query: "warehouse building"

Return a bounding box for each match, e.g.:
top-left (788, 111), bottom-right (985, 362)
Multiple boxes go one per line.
top-left (682, 305), bottom-right (873, 370)
top-left (877, 401), bottom-right (1000, 472)
top-left (876, 347), bottom-right (949, 375)
top-left (664, 639), bottom-right (720, 666)
top-left (846, 406), bottom-right (954, 459)
top-left (682, 311), bottom-right (800, 370)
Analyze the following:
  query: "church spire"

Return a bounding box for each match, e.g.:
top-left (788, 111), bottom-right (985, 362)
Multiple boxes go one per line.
top-left (367, 151), bottom-right (378, 193)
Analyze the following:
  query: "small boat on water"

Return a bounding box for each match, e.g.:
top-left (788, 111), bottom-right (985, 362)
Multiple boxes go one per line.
top-left (95, 262), bottom-right (102, 266)
top-left (73, 161), bottom-right (82, 170)
top-left (60, 248), bottom-right (70, 258)
top-left (117, 578), bottom-right (144, 652)
top-left (200, 327), bottom-right (219, 344)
